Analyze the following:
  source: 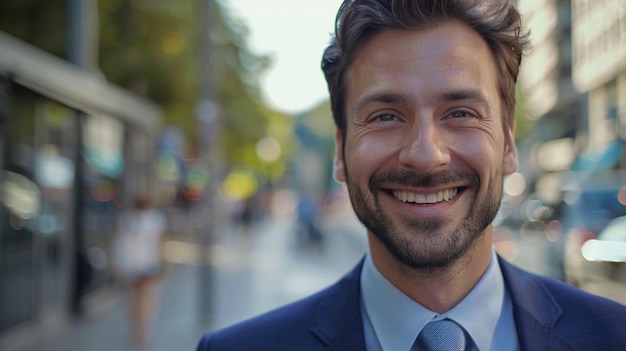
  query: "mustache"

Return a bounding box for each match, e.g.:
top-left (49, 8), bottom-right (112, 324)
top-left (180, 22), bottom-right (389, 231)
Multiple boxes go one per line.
top-left (369, 169), bottom-right (479, 189)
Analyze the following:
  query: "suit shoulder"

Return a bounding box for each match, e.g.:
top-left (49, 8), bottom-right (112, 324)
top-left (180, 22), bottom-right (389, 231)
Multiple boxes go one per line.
top-left (506, 259), bottom-right (626, 316)
top-left (539, 274), bottom-right (626, 317)
top-left (501, 259), bottom-right (626, 348)
top-left (543, 277), bottom-right (626, 346)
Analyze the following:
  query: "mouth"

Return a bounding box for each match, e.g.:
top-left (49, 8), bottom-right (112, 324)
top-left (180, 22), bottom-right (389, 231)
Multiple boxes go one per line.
top-left (392, 188), bottom-right (460, 204)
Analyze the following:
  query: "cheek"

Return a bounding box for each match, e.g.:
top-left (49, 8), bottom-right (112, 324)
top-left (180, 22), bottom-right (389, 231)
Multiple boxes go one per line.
top-left (450, 137), bottom-right (500, 174)
top-left (345, 136), bottom-right (395, 179)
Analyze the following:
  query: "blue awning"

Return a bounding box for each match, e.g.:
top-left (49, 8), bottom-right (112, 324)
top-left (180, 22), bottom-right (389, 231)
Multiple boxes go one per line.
top-left (571, 140), bottom-right (623, 172)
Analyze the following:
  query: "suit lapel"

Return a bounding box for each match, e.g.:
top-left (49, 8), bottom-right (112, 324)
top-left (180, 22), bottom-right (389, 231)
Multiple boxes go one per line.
top-left (310, 259), bottom-right (367, 350)
top-left (498, 257), bottom-right (577, 351)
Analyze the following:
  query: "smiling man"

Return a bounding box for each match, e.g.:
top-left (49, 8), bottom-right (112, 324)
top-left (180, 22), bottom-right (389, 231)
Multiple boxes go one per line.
top-left (335, 22), bottom-right (516, 317)
top-left (197, 1), bottom-right (626, 350)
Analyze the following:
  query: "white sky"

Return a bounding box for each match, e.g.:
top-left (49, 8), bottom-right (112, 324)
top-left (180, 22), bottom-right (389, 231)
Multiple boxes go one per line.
top-left (228, 0), bottom-right (342, 114)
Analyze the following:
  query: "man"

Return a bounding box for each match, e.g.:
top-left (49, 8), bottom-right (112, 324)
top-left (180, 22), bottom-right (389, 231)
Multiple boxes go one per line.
top-left (197, 0), bottom-right (626, 350)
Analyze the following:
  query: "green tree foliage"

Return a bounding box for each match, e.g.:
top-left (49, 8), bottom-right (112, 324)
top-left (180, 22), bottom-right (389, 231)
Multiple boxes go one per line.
top-left (0, 0), bottom-right (294, 179)
top-left (97, 0), bottom-right (278, 160)
top-left (514, 86), bottom-right (535, 141)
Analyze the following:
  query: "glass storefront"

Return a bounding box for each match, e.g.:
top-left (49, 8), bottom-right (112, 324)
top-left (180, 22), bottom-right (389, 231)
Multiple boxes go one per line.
top-left (79, 114), bottom-right (126, 299)
top-left (0, 85), bottom-right (77, 331)
top-left (0, 31), bottom-right (162, 346)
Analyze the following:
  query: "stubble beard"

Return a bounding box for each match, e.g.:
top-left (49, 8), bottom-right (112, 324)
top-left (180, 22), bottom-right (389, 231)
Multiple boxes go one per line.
top-left (345, 168), bottom-right (503, 271)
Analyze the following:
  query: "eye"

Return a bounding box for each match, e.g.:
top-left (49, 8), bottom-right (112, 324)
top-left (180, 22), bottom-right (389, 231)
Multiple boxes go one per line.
top-left (447, 110), bottom-right (476, 119)
top-left (371, 113), bottom-right (399, 123)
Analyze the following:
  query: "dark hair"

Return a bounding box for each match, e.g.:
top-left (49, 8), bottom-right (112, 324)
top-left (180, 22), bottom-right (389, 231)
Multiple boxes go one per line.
top-left (322, 0), bottom-right (530, 136)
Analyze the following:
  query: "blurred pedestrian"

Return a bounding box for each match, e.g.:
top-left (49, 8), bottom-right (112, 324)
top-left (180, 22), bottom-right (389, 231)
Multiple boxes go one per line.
top-left (197, 0), bottom-right (626, 350)
top-left (112, 194), bottom-right (168, 347)
top-left (295, 191), bottom-right (323, 248)
top-left (235, 196), bottom-right (258, 236)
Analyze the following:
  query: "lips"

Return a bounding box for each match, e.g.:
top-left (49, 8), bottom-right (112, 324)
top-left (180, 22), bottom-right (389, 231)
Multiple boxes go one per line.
top-left (392, 188), bottom-right (459, 204)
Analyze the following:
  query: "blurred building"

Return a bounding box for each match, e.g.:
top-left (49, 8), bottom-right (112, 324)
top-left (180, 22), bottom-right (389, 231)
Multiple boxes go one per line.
top-left (0, 30), bottom-right (163, 351)
top-left (291, 101), bottom-right (335, 199)
top-left (517, 0), bottom-right (584, 205)
top-left (515, 0), bottom-right (626, 203)
top-left (571, 0), bottom-right (626, 170)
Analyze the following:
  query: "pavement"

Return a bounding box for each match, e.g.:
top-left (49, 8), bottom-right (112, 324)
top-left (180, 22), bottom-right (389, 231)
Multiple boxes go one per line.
top-left (13, 203), bottom-right (367, 351)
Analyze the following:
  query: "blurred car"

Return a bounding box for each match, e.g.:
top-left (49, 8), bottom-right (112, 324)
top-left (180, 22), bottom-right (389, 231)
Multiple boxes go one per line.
top-left (556, 183), bottom-right (626, 281)
top-left (563, 215), bottom-right (626, 305)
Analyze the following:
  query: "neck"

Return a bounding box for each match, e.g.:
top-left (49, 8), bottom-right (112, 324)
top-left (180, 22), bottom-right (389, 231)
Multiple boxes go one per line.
top-left (369, 231), bottom-right (493, 313)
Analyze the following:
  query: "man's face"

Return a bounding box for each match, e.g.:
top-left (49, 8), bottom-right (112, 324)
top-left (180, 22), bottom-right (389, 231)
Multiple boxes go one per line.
top-left (334, 20), bottom-right (518, 269)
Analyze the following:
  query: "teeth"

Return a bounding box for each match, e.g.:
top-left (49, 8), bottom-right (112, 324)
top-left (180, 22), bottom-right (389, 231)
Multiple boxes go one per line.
top-left (393, 188), bottom-right (458, 204)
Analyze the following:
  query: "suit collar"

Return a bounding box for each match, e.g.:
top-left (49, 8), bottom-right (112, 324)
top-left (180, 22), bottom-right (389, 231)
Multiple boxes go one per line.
top-left (498, 256), bottom-right (579, 350)
top-left (310, 258), bottom-right (366, 350)
top-left (498, 256), bottom-right (563, 328)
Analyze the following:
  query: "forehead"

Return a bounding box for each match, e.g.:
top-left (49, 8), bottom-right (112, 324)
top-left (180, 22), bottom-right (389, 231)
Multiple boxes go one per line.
top-left (345, 21), bottom-right (499, 111)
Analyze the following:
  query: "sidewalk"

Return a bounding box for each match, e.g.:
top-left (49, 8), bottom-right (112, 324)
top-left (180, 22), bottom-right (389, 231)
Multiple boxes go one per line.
top-left (17, 263), bottom-right (206, 351)
top-left (15, 209), bottom-right (367, 351)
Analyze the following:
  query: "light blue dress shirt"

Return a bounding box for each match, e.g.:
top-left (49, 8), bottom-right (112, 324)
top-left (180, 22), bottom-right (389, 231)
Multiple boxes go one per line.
top-left (360, 250), bottom-right (519, 351)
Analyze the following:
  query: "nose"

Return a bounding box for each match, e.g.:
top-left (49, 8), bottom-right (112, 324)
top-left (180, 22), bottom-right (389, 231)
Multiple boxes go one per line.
top-left (397, 122), bottom-right (451, 172)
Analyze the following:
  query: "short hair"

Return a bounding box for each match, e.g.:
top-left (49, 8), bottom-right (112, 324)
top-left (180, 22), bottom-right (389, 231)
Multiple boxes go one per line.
top-left (321, 0), bottom-right (530, 136)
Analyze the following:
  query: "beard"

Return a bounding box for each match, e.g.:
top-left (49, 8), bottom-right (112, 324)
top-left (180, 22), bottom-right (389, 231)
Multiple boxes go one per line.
top-left (345, 167), bottom-right (503, 270)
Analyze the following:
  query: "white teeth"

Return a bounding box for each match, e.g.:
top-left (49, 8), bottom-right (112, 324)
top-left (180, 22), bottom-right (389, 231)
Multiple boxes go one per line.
top-left (393, 188), bottom-right (459, 204)
top-left (426, 193), bottom-right (437, 203)
top-left (407, 192), bottom-right (415, 202)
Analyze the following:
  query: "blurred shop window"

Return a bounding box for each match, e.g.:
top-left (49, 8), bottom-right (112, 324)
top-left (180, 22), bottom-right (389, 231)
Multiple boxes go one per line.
top-left (81, 114), bottom-right (124, 238)
top-left (2, 171), bottom-right (41, 223)
top-left (0, 171), bottom-right (41, 331)
top-left (35, 144), bottom-right (74, 190)
top-left (0, 86), bottom-right (39, 332)
top-left (80, 114), bottom-right (126, 294)
top-left (83, 114), bottom-right (124, 178)
top-left (35, 99), bottom-right (79, 314)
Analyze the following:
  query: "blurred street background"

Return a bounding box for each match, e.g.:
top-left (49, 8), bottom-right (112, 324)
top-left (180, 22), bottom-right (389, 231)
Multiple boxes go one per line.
top-left (7, 190), bottom-right (370, 351)
top-left (2, 190), bottom-right (570, 351)
top-left (1, 0), bottom-right (626, 350)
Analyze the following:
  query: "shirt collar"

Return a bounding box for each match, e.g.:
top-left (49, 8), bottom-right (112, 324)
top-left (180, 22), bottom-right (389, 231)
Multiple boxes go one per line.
top-left (360, 250), bottom-right (504, 351)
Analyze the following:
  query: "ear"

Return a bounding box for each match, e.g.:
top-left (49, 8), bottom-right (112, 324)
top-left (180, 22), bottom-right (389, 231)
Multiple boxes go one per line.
top-left (503, 123), bottom-right (518, 175)
top-left (333, 129), bottom-right (347, 183)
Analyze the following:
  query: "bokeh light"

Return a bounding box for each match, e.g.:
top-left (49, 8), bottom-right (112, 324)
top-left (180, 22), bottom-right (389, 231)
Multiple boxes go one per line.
top-left (504, 172), bottom-right (526, 197)
top-left (255, 137), bottom-right (281, 163)
top-left (222, 170), bottom-right (258, 200)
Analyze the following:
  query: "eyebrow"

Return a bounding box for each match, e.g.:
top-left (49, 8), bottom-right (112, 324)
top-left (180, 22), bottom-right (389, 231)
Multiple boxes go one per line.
top-left (438, 89), bottom-right (490, 106)
top-left (352, 88), bottom-right (491, 116)
top-left (352, 93), bottom-right (407, 116)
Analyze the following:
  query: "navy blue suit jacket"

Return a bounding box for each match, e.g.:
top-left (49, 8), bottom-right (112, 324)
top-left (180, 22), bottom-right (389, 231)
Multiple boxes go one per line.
top-left (197, 256), bottom-right (626, 350)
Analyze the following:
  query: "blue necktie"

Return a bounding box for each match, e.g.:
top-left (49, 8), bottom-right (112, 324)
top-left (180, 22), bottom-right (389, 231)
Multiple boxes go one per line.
top-left (412, 319), bottom-right (468, 351)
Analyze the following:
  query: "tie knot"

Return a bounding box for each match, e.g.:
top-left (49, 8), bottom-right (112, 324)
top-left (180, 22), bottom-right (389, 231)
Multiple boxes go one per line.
top-left (412, 319), bottom-right (468, 351)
